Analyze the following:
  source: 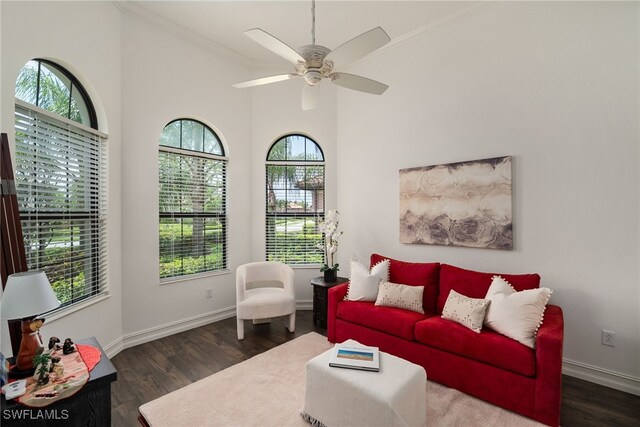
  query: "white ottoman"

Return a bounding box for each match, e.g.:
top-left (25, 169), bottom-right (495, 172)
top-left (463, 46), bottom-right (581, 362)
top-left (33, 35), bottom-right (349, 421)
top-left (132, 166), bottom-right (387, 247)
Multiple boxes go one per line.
top-left (302, 339), bottom-right (426, 427)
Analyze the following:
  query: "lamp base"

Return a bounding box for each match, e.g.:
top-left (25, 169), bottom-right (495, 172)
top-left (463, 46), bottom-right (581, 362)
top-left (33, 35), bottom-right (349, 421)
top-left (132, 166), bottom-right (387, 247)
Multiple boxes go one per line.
top-left (8, 365), bottom-right (35, 379)
top-left (11, 318), bottom-right (45, 377)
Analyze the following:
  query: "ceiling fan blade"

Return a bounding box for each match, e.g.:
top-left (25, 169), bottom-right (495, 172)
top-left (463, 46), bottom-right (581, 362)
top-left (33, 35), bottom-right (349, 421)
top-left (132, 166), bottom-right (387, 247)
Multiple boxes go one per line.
top-left (330, 73), bottom-right (388, 95)
top-left (244, 28), bottom-right (305, 65)
top-left (302, 84), bottom-right (320, 111)
top-left (233, 74), bottom-right (297, 89)
top-left (324, 27), bottom-right (390, 69)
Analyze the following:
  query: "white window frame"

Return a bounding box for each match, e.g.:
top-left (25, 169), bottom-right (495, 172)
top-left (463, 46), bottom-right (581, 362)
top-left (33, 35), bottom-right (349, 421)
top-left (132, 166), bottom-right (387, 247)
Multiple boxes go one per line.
top-left (158, 119), bottom-right (228, 282)
top-left (265, 134), bottom-right (325, 266)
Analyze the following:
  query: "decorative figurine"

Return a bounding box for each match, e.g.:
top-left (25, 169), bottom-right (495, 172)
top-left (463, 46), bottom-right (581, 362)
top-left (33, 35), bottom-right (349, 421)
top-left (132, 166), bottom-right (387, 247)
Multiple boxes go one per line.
top-left (48, 337), bottom-right (60, 350)
top-left (49, 356), bottom-right (61, 372)
top-left (49, 356), bottom-right (64, 378)
top-left (62, 338), bottom-right (76, 355)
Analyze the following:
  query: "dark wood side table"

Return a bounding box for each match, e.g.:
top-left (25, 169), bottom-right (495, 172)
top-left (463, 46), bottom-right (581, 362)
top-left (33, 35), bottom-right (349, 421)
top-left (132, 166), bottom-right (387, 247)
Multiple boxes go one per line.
top-left (1, 336), bottom-right (117, 426)
top-left (311, 276), bottom-right (349, 329)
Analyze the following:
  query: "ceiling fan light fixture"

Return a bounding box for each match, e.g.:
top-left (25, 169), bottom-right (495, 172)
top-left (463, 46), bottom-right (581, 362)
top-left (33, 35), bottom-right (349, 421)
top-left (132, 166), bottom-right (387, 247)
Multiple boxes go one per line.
top-left (304, 70), bottom-right (323, 86)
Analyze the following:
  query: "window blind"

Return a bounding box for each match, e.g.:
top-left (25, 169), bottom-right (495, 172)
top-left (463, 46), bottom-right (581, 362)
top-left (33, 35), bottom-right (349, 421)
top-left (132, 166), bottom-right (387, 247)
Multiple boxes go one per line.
top-left (265, 163), bottom-right (324, 265)
top-left (14, 104), bottom-right (108, 308)
top-left (159, 150), bottom-right (227, 279)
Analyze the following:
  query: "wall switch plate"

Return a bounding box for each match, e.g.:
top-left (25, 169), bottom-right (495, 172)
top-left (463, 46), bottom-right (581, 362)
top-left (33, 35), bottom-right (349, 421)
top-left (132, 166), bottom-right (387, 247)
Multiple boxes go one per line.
top-left (602, 330), bottom-right (616, 347)
top-left (206, 288), bottom-right (213, 298)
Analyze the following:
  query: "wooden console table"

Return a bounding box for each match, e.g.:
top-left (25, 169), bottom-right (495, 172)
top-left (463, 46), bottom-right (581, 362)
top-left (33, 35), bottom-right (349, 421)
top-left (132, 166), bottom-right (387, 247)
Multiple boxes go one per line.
top-left (1, 336), bottom-right (117, 426)
top-left (310, 276), bottom-right (349, 329)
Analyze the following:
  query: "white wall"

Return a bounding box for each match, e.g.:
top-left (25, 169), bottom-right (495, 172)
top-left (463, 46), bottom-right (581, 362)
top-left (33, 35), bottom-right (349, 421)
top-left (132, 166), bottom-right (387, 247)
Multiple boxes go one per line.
top-left (119, 14), bottom-right (253, 345)
top-left (337, 2), bottom-right (640, 392)
top-left (0, 1), bottom-right (123, 356)
top-left (250, 71), bottom-right (338, 304)
top-left (1, 1), bottom-right (637, 396)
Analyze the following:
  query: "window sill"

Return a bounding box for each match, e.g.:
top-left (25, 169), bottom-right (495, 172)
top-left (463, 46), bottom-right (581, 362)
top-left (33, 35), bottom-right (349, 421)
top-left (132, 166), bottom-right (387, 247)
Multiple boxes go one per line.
top-left (44, 293), bottom-right (111, 324)
top-left (160, 269), bottom-right (231, 285)
top-left (290, 264), bottom-right (324, 270)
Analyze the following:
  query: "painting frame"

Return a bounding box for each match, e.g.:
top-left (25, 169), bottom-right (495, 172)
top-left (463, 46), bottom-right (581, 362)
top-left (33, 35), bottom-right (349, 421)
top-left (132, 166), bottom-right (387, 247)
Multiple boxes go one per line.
top-left (399, 156), bottom-right (512, 250)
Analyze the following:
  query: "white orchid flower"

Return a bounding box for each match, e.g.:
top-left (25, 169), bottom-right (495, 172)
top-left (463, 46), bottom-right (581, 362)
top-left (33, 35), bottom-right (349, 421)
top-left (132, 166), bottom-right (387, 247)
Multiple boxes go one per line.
top-left (319, 210), bottom-right (343, 271)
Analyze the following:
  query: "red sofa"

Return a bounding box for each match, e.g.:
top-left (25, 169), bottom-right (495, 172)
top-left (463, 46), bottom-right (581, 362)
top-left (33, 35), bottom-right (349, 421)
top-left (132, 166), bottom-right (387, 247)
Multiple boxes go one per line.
top-left (327, 254), bottom-right (564, 426)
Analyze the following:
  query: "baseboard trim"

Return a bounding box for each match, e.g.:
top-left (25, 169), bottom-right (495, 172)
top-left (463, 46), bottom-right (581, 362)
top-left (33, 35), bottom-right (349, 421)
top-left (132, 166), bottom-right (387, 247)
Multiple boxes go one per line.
top-left (563, 359), bottom-right (640, 396)
top-left (121, 306), bottom-right (237, 351)
top-left (103, 337), bottom-right (124, 359)
top-left (113, 303), bottom-right (313, 356)
top-left (296, 300), bottom-right (312, 310)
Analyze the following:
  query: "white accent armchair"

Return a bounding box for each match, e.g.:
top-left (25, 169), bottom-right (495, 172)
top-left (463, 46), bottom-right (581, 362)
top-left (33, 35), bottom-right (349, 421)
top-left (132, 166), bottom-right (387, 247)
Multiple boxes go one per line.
top-left (236, 261), bottom-right (296, 340)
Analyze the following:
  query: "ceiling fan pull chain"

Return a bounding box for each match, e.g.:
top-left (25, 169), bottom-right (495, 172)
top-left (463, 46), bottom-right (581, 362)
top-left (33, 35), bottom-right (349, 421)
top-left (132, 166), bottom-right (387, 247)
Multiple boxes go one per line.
top-left (311, 0), bottom-right (316, 45)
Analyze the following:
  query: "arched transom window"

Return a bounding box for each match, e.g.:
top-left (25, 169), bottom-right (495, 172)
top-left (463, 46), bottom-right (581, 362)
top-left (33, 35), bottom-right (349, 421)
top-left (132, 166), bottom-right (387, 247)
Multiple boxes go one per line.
top-left (15, 59), bottom-right (97, 128)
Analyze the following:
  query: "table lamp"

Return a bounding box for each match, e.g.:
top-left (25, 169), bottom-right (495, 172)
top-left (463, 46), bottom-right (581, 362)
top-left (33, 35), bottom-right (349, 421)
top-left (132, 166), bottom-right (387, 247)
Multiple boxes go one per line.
top-left (1, 271), bottom-right (61, 377)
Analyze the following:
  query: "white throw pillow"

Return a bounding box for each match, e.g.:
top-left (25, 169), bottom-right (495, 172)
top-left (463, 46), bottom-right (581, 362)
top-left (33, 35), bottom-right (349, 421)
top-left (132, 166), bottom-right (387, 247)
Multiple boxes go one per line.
top-left (441, 290), bottom-right (490, 333)
top-left (345, 259), bottom-right (390, 302)
top-left (374, 281), bottom-right (424, 314)
top-left (484, 276), bottom-right (552, 348)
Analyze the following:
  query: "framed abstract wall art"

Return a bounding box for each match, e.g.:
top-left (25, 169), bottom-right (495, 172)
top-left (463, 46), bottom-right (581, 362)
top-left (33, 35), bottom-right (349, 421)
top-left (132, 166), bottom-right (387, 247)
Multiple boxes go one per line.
top-left (399, 156), bottom-right (512, 250)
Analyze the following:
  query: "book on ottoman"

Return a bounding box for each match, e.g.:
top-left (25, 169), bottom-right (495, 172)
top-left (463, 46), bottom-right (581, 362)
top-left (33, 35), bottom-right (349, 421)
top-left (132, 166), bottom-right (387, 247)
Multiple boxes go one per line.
top-left (329, 343), bottom-right (380, 372)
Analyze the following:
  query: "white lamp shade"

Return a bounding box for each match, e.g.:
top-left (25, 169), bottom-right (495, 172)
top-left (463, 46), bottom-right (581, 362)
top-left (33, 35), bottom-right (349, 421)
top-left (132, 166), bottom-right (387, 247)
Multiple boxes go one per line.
top-left (1, 271), bottom-right (61, 320)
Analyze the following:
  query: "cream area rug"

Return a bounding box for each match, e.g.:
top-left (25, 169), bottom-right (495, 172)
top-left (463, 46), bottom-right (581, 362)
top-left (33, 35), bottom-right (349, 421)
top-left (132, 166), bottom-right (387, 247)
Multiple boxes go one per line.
top-left (139, 332), bottom-right (542, 427)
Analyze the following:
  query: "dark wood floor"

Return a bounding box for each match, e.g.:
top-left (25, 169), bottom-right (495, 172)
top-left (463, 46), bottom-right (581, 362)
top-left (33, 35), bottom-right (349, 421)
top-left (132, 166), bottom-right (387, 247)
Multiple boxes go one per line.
top-left (111, 311), bottom-right (640, 427)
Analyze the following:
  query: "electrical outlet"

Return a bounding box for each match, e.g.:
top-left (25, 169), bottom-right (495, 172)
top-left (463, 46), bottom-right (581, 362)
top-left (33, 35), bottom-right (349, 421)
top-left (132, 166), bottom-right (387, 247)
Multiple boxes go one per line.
top-left (602, 330), bottom-right (616, 347)
top-left (205, 288), bottom-right (213, 299)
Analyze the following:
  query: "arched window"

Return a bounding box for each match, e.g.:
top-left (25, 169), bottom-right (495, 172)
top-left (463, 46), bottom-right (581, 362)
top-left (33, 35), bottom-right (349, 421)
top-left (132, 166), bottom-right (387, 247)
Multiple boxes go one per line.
top-left (13, 59), bottom-right (108, 309)
top-left (265, 134), bottom-right (324, 264)
top-left (159, 119), bottom-right (227, 280)
top-left (15, 59), bottom-right (97, 128)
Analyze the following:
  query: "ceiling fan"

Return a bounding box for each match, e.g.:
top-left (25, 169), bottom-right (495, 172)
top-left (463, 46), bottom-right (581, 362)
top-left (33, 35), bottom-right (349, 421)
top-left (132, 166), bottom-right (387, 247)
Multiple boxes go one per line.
top-left (233, 0), bottom-right (391, 110)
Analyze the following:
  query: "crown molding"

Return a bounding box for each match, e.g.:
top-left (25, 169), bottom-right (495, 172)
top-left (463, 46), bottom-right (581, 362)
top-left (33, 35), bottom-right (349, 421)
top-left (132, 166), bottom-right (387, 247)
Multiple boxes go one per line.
top-left (113, 0), bottom-right (255, 68)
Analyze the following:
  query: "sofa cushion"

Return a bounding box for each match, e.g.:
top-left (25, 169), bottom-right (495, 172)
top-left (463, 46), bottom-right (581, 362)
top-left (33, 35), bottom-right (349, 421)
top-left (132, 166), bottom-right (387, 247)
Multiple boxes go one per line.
top-left (441, 290), bottom-right (490, 333)
top-left (337, 301), bottom-right (429, 340)
top-left (484, 276), bottom-right (553, 348)
top-left (346, 259), bottom-right (390, 302)
top-left (375, 281), bottom-right (424, 314)
top-left (371, 254), bottom-right (440, 313)
top-left (437, 264), bottom-right (540, 314)
top-left (414, 316), bottom-right (536, 376)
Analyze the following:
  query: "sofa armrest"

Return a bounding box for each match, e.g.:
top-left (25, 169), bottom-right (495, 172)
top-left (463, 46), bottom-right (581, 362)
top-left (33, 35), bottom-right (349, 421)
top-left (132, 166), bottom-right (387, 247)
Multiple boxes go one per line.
top-left (534, 304), bottom-right (564, 426)
top-left (327, 283), bottom-right (349, 343)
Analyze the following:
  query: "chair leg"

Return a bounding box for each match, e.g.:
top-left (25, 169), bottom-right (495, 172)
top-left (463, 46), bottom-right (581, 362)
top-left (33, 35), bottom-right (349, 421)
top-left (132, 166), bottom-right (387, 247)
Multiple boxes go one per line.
top-left (237, 318), bottom-right (244, 340)
top-left (287, 312), bottom-right (295, 333)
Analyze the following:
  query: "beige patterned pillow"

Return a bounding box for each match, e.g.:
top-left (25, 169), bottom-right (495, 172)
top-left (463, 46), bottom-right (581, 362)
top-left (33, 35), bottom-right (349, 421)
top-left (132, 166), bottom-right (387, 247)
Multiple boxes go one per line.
top-left (441, 290), bottom-right (491, 333)
top-left (374, 281), bottom-right (424, 314)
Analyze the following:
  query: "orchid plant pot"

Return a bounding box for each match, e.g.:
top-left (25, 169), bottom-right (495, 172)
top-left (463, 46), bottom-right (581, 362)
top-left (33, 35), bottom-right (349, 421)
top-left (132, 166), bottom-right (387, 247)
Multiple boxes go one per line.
top-left (323, 268), bottom-right (338, 283)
